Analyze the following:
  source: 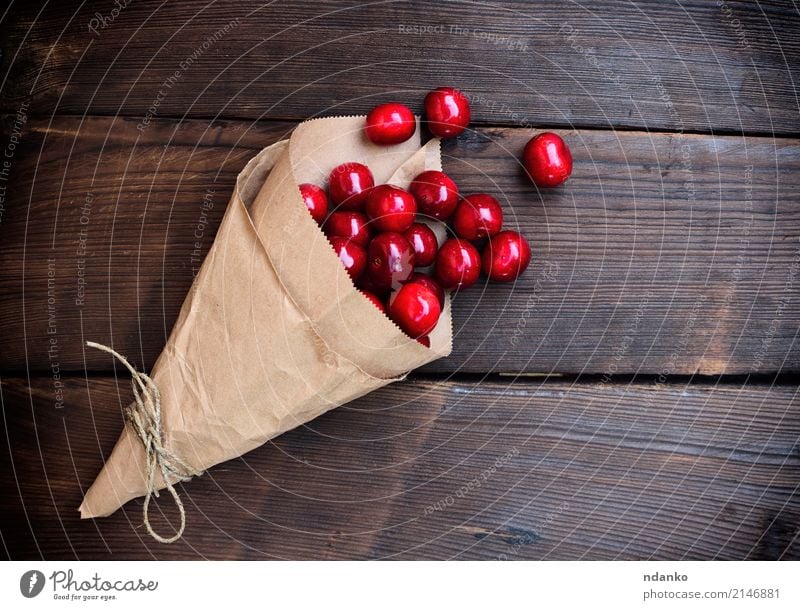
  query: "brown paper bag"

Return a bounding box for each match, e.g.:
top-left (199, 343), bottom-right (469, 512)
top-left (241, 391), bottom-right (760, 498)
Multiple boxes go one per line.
top-left (79, 117), bottom-right (453, 537)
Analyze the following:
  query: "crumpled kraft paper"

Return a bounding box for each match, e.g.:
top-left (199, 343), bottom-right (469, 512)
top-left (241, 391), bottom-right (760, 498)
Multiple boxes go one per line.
top-left (79, 116), bottom-right (452, 520)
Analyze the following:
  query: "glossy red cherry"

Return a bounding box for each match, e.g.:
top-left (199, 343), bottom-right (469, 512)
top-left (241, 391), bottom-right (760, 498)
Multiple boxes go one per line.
top-left (324, 211), bottom-right (372, 247)
top-left (367, 232), bottom-right (415, 290)
top-left (424, 87), bottom-right (470, 138)
top-left (482, 230), bottom-right (532, 282)
top-left (329, 236), bottom-right (366, 281)
top-left (388, 282), bottom-right (442, 339)
top-left (365, 103), bottom-right (416, 145)
top-left (435, 238), bottom-right (481, 291)
top-left (299, 183), bottom-right (328, 224)
top-left (403, 223), bottom-right (439, 267)
top-left (361, 290), bottom-right (386, 314)
top-left (328, 162), bottom-right (375, 210)
top-left (406, 272), bottom-right (445, 309)
top-left (453, 194), bottom-right (504, 241)
top-left (522, 132), bottom-right (572, 187)
top-left (365, 184), bottom-right (417, 233)
top-left (409, 170), bottom-right (459, 220)
top-left (416, 335), bottom-right (431, 348)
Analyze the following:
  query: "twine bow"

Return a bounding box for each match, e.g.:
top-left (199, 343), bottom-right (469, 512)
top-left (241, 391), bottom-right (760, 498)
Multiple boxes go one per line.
top-left (87, 341), bottom-right (201, 544)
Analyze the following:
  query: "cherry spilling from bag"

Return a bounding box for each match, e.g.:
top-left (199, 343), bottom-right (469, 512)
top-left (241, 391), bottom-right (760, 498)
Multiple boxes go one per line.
top-left (299, 87), bottom-right (573, 344)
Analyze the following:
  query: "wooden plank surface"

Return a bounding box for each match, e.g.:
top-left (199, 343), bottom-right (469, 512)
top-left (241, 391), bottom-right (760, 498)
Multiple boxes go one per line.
top-left (1, 115), bottom-right (798, 375)
top-left (2, 1), bottom-right (799, 134)
top-left (1, 376), bottom-right (797, 560)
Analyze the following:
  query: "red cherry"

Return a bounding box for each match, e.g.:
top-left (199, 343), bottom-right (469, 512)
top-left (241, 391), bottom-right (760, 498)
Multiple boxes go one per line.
top-left (365, 103), bottom-right (416, 145)
top-left (324, 211), bottom-right (372, 247)
top-left (424, 87), bottom-right (470, 138)
top-left (365, 184), bottom-right (417, 233)
top-left (522, 132), bottom-right (572, 187)
top-left (416, 335), bottom-right (431, 348)
top-left (329, 236), bottom-right (366, 281)
top-left (409, 170), bottom-right (459, 220)
top-left (356, 272), bottom-right (390, 297)
top-left (482, 230), bottom-right (532, 282)
top-left (298, 183), bottom-right (328, 224)
top-left (435, 238), bottom-right (481, 291)
top-left (388, 282), bottom-right (442, 338)
top-left (328, 162), bottom-right (375, 210)
top-left (453, 194), bottom-right (504, 241)
top-left (367, 232), bottom-right (415, 290)
top-left (361, 290), bottom-right (386, 314)
top-left (403, 223), bottom-right (439, 267)
top-left (406, 272), bottom-right (445, 309)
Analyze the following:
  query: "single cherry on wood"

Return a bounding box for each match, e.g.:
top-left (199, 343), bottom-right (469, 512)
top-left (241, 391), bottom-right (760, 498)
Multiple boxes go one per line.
top-left (409, 170), bottom-right (460, 221)
top-left (366, 184), bottom-right (417, 233)
top-left (367, 231), bottom-right (416, 290)
top-left (329, 236), bottom-right (367, 282)
top-left (435, 238), bottom-right (481, 291)
top-left (404, 222), bottom-right (439, 267)
top-left (424, 87), bottom-right (471, 138)
top-left (365, 103), bottom-right (416, 145)
top-left (324, 211), bottom-right (372, 247)
top-left (482, 230), bottom-right (532, 282)
top-left (328, 162), bottom-right (375, 210)
top-left (522, 132), bottom-right (573, 188)
top-left (298, 183), bottom-right (328, 224)
top-left (452, 193), bottom-right (504, 241)
top-left (388, 282), bottom-right (442, 339)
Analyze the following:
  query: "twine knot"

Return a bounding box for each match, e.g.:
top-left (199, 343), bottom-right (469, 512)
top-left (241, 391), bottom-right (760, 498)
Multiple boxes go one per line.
top-left (87, 341), bottom-right (201, 543)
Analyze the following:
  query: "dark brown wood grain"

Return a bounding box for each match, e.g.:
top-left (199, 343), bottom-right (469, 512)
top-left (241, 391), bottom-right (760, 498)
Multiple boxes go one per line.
top-left (1, 375), bottom-right (797, 560)
top-left (1, 116), bottom-right (798, 375)
top-left (2, 1), bottom-right (799, 134)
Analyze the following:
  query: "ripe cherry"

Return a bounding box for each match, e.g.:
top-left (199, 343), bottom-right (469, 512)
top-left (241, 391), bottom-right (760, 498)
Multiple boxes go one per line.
top-left (424, 87), bottom-right (470, 138)
top-left (406, 272), bottom-right (445, 309)
top-left (435, 238), bottom-right (481, 291)
top-left (324, 211), bottom-right (372, 247)
top-left (453, 194), bottom-right (504, 241)
top-left (365, 184), bottom-right (417, 233)
top-left (365, 103), bottom-right (416, 145)
top-left (522, 132), bottom-right (572, 187)
top-left (356, 272), bottom-right (390, 297)
top-left (404, 222), bottom-right (439, 267)
top-left (299, 183), bottom-right (328, 224)
top-left (329, 236), bottom-right (366, 282)
top-left (361, 290), bottom-right (386, 314)
top-left (388, 282), bottom-right (442, 338)
top-left (482, 230), bottom-right (532, 282)
top-left (328, 162), bottom-right (374, 210)
top-left (409, 170), bottom-right (459, 221)
top-left (367, 232), bottom-right (415, 290)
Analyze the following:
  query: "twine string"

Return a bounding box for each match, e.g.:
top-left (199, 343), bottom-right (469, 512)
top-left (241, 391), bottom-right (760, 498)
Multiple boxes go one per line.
top-left (87, 341), bottom-right (200, 544)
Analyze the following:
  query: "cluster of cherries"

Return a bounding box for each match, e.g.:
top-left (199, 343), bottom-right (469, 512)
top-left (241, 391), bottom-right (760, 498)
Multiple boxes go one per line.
top-left (298, 87), bottom-right (573, 346)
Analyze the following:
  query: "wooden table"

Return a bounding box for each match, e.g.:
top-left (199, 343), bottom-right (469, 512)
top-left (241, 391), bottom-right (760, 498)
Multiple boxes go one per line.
top-left (1, 0), bottom-right (798, 560)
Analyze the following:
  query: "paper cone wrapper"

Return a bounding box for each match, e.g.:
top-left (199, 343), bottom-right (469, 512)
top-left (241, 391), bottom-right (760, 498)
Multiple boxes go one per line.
top-left (80, 117), bottom-right (452, 519)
